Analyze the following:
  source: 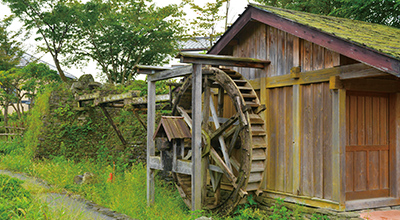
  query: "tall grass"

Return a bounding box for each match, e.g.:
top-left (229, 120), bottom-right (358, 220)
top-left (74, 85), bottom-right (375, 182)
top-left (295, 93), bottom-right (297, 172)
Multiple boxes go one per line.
top-left (0, 152), bottom-right (193, 219)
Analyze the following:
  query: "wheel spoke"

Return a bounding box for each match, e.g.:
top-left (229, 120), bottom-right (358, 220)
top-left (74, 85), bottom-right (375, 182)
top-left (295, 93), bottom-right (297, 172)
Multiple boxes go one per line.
top-left (210, 97), bottom-right (232, 171)
top-left (210, 112), bottom-right (239, 141)
top-left (177, 106), bottom-right (192, 129)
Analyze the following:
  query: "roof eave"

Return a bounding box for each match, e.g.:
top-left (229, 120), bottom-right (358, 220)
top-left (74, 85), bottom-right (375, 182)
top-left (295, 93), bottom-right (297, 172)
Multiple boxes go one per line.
top-left (209, 5), bottom-right (400, 77)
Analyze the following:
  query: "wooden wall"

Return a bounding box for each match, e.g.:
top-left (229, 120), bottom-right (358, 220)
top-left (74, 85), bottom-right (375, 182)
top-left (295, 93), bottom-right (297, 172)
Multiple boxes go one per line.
top-left (230, 23), bottom-right (343, 202)
top-left (232, 22), bottom-right (340, 79)
top-left (300, 83), bottom-right (333, 200)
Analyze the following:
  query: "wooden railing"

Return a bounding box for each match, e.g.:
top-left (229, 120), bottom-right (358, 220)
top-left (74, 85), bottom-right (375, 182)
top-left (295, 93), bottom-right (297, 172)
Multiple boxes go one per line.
top-left (0, 126), bottom-right (25, 142)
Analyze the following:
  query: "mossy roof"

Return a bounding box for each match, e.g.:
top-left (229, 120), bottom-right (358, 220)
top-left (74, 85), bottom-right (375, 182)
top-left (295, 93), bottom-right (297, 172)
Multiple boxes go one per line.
top-left (251, 4), bottom-right (400, 60)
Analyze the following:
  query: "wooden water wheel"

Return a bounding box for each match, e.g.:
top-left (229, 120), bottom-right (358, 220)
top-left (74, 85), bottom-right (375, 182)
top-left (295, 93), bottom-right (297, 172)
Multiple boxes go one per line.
top-left (171, 67), bottom-right (267, 214)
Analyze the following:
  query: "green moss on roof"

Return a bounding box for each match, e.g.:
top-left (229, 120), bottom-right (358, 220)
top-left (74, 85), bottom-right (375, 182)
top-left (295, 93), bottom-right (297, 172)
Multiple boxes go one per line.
top-left (251, 4), bottom-right (400, 60)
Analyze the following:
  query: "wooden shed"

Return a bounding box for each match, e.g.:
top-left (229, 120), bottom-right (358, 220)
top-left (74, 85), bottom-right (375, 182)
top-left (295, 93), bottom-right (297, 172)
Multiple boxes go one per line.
top-left (208, 4), bottom-right (400, 211)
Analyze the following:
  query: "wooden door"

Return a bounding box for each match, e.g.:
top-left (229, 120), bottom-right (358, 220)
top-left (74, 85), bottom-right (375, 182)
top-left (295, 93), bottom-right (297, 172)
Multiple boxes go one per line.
top-left (346, 92), bottom-right (390, 200)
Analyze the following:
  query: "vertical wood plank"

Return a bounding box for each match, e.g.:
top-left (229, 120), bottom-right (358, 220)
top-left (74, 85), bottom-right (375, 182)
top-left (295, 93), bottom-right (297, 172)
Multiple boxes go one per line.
top-left (268, 89), bottom-right (277, 190)
top-left (349, 95), bottom-right (357, 146)
top-left (332, 89), bottom-right (346, 208)
top-left (354, 151), bottom-right (367, 191)
top-left (301, 85), bottom-right (313, 196)
top-left (286, 34), bottom-right (294, 75)
top-left (314, 84), bottom-right (323, 198)
top-left (323, 83), bottom-right (333, 200)
top-left (268, 27), bottom-right (277, 77)
top-left (277, 29), bottom-right (285, 76)
top-left (292, 85), bottom-right (301, 195)
top-left (147, 80), bottom-right (156, 206)
top-left (285, 86), bottom-right (293, 193)
top-left (192, 64), bottom-right (202, 211)
top-left (293, 36), bottom-right (300, 67)
top-left (366, 96), bottom-right (373, 145)
top-left (276, 88), bottom-right (285, 192)
top-left (380, 97), bottom-right (388, 145)
top-left (303, 41), bottom-right (312, 71)
top-left (368, 151), bottom-right (379, 190)
top-left (372, 97), bottom-right (380, 145)
top-left (345, 151), bottom-right (354, 192)
top-left (357, 96), bottom-right (365, 145)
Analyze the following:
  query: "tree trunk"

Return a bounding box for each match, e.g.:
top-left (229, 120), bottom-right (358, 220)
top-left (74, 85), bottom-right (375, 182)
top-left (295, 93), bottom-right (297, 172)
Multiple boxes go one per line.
top-left (53, 56), bottom-right (69, 83)
top-left (3, 103), bottom-right (8, 127)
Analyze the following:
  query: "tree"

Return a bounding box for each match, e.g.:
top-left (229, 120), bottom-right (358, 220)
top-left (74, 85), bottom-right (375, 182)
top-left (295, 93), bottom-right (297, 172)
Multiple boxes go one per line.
top-left (65, 0), bottom-right (185, 84)
top-left (184, 0), bottom-right (227, 49)
top-left (0, 15), bottom-right (24, 126)
top-left (2, 0), bottom-right (79, 83)
top-left (254, 0), bottom-right (400, 28)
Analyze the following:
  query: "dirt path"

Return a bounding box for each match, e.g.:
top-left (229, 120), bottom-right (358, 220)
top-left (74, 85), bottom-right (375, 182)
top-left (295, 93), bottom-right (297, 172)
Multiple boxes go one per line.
top-left (0, 170), bottom-right (133, 220)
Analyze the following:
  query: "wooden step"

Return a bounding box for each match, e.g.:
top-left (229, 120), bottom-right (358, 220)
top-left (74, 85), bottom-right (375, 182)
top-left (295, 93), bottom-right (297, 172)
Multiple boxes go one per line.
top-left (245, 101), bottom-right (259, 107)
top-left (233, 79), bottom-right (248, 83)
top-left (252, 136), bottom-right (267, 146)
top-left (251, 161), bottom-right (265, 172)
top-left (242, 93), bottom-right (257, 98)
top-left (237, 86), bottom-right (253, 91)
top-left (251, 128), bottom-right (266, 136)
top-left (252, 149), bottom-right (266, 161)
top-left (246, 182), bottom-right (260, 191)
top-left (253, 144), bottom-right (268, 149)
top-left (248, 172), bottom-right (263, 183)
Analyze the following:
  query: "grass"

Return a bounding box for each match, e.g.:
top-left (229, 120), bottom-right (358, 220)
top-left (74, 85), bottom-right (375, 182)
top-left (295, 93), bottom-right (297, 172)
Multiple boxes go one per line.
top-left (0, 139), bottom-right (279, 220)
top-left (0, 150), bottom-right (194, 219)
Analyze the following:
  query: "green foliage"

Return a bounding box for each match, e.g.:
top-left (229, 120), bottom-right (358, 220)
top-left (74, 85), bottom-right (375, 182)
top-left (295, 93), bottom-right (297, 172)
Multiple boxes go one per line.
top-left (254, 0), bottom-right (400, 28)
top-left (229, 195), bottom-right (268, 220)
top-left (23, 83), bottom-right (57, 158)
top-left (2, 0), bottom-right (78, 83)
top-left (0, 174), bottom-right (42, 219)
top-left (184, 0), bottom-right (227, 49)
top-left (67, 0), bottom-right (185, 84)
top-left (311, 213), bottom-right (330, 220)
top-left (269, 198), bottom-right (303, 220)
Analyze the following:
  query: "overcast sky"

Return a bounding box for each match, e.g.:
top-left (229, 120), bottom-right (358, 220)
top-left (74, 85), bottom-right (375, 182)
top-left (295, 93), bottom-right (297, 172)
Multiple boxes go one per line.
top-left (0, 0), bottom-right (255, 81)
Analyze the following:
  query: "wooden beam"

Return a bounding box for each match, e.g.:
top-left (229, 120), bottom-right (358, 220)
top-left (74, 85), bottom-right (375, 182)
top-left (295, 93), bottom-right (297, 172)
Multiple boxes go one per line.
top-left (191, 64), bottom-right (203, 211)
top-left (329, 76), bottom-right (343, 90)
top-left (265, 63), bottom-right (389, 89)
top-left (331, 89), bottom-right (346, 210)
top-left (147, 80), bottom-right (156, 206)
top-left (149, 156), bottom-right (192, 175)
top-left (148, 65), bottom-right (192, 82)
top-left (177, 52), bottom-right (270, 69)
top-left (100, 106), bottom-right (127, 148)
top-left (94, 91), bottom-right (140, 105)
top-left (135, 65), bottom-right (172, 74)
top-left (210, 112), bottom-right (239, 141)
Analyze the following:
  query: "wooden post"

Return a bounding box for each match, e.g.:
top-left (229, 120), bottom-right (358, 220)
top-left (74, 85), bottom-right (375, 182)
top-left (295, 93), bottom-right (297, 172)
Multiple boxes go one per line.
top-left (201, 77), bottom-right (210, 205)
top-left (147, 80), bottom-right (156, 206)
top-left (395, 93), bottom-right (400, 198)
top-left (332, 89), bottom-right (346, 210)
top-left (292, 84), bottom-right (301, 195)
top-left (192, 64), bottom-right (203, 211)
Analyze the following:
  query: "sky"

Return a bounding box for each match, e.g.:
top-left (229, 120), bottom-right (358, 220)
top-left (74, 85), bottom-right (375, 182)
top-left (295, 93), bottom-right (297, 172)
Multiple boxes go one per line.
top-left (0, 0), bottom-right (255, 81)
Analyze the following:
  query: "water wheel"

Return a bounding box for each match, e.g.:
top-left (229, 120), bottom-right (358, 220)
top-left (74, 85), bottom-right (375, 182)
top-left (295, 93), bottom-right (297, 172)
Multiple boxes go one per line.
top-left (171, 67), bottom-right (267, 215)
